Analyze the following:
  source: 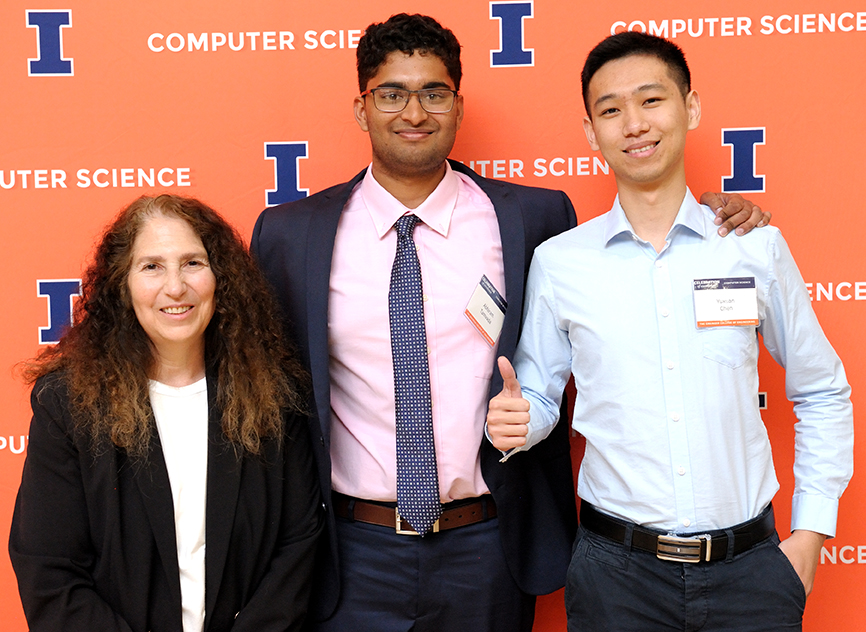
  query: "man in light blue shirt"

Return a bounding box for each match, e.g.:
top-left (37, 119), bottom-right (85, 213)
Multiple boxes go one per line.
top-left (487, 32), bottom-right (853, 631)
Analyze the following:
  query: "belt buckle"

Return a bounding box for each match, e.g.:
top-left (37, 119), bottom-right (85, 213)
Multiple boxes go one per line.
top-left (656, 533), bottom-right (711, 563)
top-left (395, 508), bottom-right (440, 535)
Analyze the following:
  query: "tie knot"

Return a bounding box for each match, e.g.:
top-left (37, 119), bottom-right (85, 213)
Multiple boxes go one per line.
top-left (395, 214), bottom-right (420, 239)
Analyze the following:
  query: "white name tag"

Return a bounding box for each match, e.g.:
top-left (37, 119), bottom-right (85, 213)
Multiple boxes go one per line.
top-left (464, 275), bottom-right (507, 346)
top-left (693, 277), bottom-right (759, 328)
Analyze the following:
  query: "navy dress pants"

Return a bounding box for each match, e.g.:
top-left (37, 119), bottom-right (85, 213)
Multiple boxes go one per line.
top-left (566, 527), bottom-right (807, 631)
top-left (313, 516), bottom-right (535, 632)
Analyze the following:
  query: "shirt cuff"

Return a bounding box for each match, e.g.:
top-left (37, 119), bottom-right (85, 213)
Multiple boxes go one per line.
top-left (484, 400), bottom-right (555, 463)
top-left (790, 493), bottom-right (840, 538)
top-left (484, 421), bottom-right (523, 462)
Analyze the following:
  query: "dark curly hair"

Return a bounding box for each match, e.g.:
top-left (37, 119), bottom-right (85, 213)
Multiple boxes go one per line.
top-left (581, 31), bottom-right (691, 117)
top-left (357, 13), bottom-right (462, 92)
top-left (24, 194), bottom-right (307, 457)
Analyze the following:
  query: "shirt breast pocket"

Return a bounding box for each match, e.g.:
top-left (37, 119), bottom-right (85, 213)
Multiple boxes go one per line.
top-left (473, 334), bottom-right (496, 380)
top-left (701, 326), bottom-right (756, 369)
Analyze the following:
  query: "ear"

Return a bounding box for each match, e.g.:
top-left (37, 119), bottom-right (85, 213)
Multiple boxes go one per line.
top-left (454, 93), bottom-right (465, 131)
top-left (583, 115), bottom-right (600, 151)
top-left (353, 94), bottom-right (370, 132)
top-left (686, 89), bottom-right (701, 131)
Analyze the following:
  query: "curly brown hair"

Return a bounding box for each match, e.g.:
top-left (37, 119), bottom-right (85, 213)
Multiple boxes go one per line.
top-left (24, 194), bottom-right (307, 457)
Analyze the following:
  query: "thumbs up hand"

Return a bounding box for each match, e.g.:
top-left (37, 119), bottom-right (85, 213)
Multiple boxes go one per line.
top-left (487, 356), bottom-right (531, 451)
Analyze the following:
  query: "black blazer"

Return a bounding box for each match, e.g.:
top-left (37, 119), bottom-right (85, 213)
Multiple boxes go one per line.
top-left (9, 372), bottom-right (323, 632)
top-left (251, 160), bottom-right (578, 619)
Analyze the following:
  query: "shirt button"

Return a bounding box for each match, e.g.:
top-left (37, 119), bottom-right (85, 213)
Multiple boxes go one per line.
top-left (682, 518), bottom-right (691, 528)
top-left (670, 412), bottom-right (680, 422)
top-left (666, 361), bottom-right (675, 370)
top-left (656, 261), bottom-right (665, 269)
top-left (423, 294), bottom-right (429, 302)
top-left (677, 466), bottom-right (686, 476)
top-left (661, 309), bottom-right (670, 317)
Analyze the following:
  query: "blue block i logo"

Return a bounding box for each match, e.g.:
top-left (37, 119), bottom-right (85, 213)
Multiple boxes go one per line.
top-left (722, 128), bottom-right (766, 193)
top-left (27, 10), bottom-right (74, 76)
top-left (490, 1), bottom-right (534, 67)
top-left (264, 142), bottom-right (309, 206)
top-left (38, 279), bottom-right (81, 344)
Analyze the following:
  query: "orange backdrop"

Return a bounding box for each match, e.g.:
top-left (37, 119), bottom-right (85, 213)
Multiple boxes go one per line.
top-left (2, 1), bottom-right (863, 629)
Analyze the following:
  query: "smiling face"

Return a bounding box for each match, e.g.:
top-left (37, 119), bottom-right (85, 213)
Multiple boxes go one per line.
top-left (582, 54), bottom-right (700, 193)
top-left (127, 213), bottom-right (216, 369)
top-left (353, 50), bottom-right (464, 181)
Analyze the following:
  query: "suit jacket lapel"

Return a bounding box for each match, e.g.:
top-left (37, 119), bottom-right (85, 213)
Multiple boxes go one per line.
top-left (450, 160), bottom-right (526, 398)
top-left (134, 419), bottom-right (183, 610)
top-left (305, 169), bottom-right (367, 445)
top-left (203, 373), bottom-right (242, 622)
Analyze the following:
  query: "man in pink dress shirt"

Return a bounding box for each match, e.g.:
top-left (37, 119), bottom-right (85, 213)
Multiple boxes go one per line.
top-left (251, 13), bottom-right (767, 632)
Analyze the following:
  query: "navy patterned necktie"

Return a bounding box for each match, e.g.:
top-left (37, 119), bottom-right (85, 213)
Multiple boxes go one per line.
top-left (389, 214), bottom-right (441, 535)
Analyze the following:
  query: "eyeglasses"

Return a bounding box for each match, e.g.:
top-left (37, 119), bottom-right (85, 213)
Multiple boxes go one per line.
top-left (360, 87), bottom-right (459, 113)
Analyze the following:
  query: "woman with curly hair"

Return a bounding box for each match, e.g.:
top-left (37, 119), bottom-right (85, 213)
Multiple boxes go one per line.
top-left (9, 194), bottom-right (322, 632)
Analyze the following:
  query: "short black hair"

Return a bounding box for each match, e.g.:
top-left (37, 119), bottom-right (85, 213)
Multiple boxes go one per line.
top-left (581, 31), bottom-right (691, 116)
top-left (356, 13), bottom-right (462, 92)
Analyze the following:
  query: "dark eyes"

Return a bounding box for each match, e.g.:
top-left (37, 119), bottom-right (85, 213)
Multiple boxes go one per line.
top-left (599, 97), bottom-right (663, 116)
top-left (138, 260), bottom-right (208, 272)
top-left (421, 91), bottom-right (449, 103)
top-left (379, 91), bottom-right (403, 102)
top-left (379, 89), bottom-right (450, 102)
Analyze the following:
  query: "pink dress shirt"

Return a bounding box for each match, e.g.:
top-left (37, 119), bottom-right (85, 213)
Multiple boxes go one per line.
top-left (328, 163), bottom-right (505, 502)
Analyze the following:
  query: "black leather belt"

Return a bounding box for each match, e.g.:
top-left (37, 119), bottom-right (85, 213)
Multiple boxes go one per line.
top-left (333, 492), bottom-right (496, 535)
top-left (580, 502), bottom-right (775, 563)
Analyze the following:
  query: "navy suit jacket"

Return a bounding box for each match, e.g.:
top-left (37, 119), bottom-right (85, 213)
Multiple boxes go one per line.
top-left (251, 160), bottom-right (578, 619)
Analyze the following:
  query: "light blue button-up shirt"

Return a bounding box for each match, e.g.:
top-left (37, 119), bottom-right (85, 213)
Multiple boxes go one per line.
top-left (513, 189), bottom-right (853, 536)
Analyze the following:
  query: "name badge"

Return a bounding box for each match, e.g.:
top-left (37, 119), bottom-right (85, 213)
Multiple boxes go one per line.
top-left (693, 277), bottom-right (759, 328)
top-left (464, 275), bottom-right (507, 346)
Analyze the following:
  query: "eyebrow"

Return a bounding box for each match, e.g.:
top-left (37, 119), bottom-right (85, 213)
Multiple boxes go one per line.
top-left (375, 81), bottom-right (453, 90)
top-left (133, 252), bottom-right (208, 265)
top-left (593, 82), bottom-right (667, 109)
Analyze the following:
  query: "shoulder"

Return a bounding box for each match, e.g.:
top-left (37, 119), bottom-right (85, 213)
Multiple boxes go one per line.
top-left (27, 371), bottom-right (85, 448)
top-left (31, 371), bottom-right (71, 416)
top-left (537, 212), bottom-right (607, 254)
top-left (450, 160), bottom-right (573, 206)
top-left (457, 167), bottom-right (577, 242)
top-left (252, 171), bottom-right (365, 240)
top-left (263, 182), bottom-right (349, 217)
top-left (698, 204), bottom-right (782, 251)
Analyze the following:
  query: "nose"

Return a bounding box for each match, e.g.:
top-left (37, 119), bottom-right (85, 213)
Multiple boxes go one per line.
top-left (401, 93), bottom-right (429, 125)
top-left (622, 106), bottom-right (650, 137)
top-left (164, 266), bottom-right (186, 297)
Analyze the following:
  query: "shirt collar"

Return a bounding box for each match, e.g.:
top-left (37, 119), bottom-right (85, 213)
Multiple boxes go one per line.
top-left (603, 188), bottom-right (708, 246)
top-left (360, 162), bottom-right (459, 238)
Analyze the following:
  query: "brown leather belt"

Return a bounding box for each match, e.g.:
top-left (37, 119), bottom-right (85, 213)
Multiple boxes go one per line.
top-left (580, 502), bottom-right (775, 563)
top-left (333, 492), bottom-right (497, 535)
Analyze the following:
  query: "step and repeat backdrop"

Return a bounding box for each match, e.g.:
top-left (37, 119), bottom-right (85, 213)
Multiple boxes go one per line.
top-left (1, 0), bottom-right (863, 629)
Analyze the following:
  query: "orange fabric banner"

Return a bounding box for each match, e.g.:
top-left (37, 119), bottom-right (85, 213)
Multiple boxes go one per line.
top-left (2, 1), bottom-right (863, 628)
